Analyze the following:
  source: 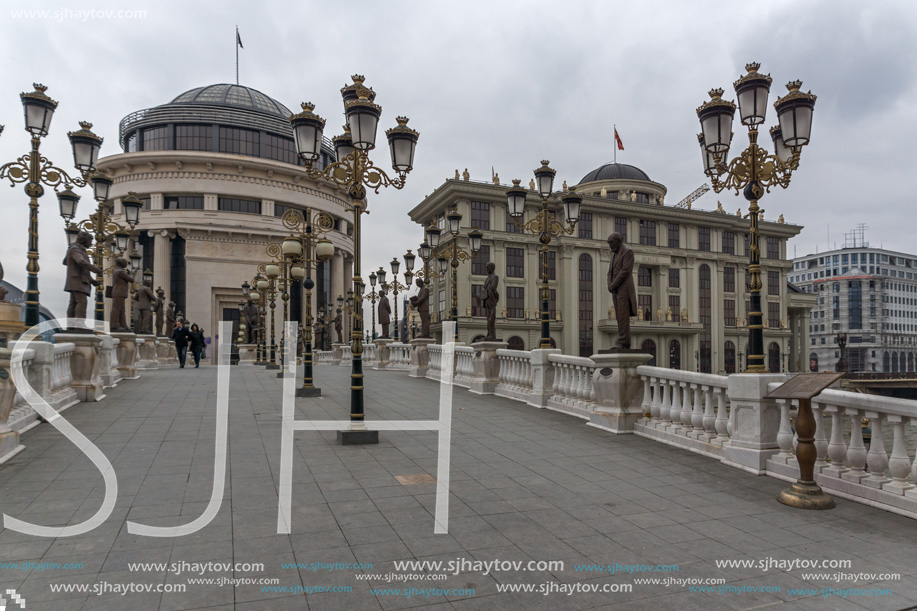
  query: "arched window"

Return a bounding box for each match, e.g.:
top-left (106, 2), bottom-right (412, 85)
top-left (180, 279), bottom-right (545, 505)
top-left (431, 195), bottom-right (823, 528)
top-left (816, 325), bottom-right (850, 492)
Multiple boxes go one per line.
top-left (768, 342), bottom-right (780, 373)
top-left (669, 340), bottom-right (681, 370)
top-left (892, 352), bottom-right (899, 373)
top-left (579, 254), bottom-right (593, 357)
top-left (724, 341), bottom-right (736, 374)
top-left (809, 352), bottom-right (818, 372)
top-left (699, 264), bottom-right (711, 373)
top-left (641, 339), bottom-right (657, 367)
top-left (507, 336), bottom-right (525, 351)
top-left (883, 352), bottom-right (890, 372)
top-left (471, 335), bottom-right (485, 344)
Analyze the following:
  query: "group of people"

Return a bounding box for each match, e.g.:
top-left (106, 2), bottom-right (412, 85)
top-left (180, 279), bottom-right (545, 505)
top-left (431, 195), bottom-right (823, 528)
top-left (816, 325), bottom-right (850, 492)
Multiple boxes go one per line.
top-left (171, 320), bottom-right (207, 368)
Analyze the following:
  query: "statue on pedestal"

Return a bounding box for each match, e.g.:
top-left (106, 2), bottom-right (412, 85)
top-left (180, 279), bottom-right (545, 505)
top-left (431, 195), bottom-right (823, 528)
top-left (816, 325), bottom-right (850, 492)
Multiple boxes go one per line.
top-left (657, 307), bottom-right (663, 322)
top-left (243, 299), bottom-right (260, 344)
top-left (462, 168), bottom-right (470, 181)
top-left (666, 306), bottom-right (672, 322)
top-left (410, 279), bottom-right (430, 338)
top-left (166, 301), bottom-right (176, 331)
top-left (606, 232), bottom-right (636, 349)
top-left (134, 278), bottom-right (155, 334)
top-left (63, 231), bottom-right (103, 329)
top-left (378, 289), bottom-right (391, 339)
top-left (153, 288), bottom-right (165, 336)
top-left (681, 307), bottom-right (689, 323)
top-left (478, 262), bottom-right (499, 341)
top-left (334, 308), bottom-right (343, 344)
top-left (110, 258), bottom-right (135, 332)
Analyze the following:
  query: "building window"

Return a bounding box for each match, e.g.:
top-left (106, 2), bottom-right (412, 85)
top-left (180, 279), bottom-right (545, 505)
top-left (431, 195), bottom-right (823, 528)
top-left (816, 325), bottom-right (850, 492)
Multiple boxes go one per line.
top-left (641, 339), bottom-right (657, 367)
top-left (668, 223), bottom-right (680, 248)
top-left (744, 233), bottom-right (750, 257)
top-left (833, 295), bottom-right (840, 319)
top-left (505, 209), bottom-right (523, 234)
top-left (639, 220), bottom-right (656, 245)
top-left (724, 266), bottom-right (735, 293)
top-left (724, 299), bottom-right (736, 327)
top-left (722, 231), bottom-right (735, 254)
top-left (767, 236), bottom-right (779, 259)
top-left (699, 227), bottom-right (711, 252)
top-left (274, 204), bottom-right (303, 221)
top-left (849, 280), bottom-right (862, 329)
top-left (164, 196), bottom-right (204, 210)
top-left (669, 294), bottom-right (680, 314)
top-left (546, 288), bottom-right (557, 320)
top-left (768, 302), bottom-right (780, 328)
top-left (507, 336), bottom-right (525, 351)
top-left (699, 264), bottom-right (711, 373)
top-left (614, 217), bottom-right (627, 241)
top-left (669, 339), bottom-right (681, 369)
top-left (724, 341), bottom-right (736, 374)
top-left (174, 124), bottom-right (211, 151)
top-left (768, 271), bottom-right (780, 295)
top-left (768, 342), bottom-right (781, 373)
top-left (142, 125), bottom-right (169, 151)
top-left (634, 192), bottom-right (649, 204)
top-left (665, 268), bottom-right (679, 289)
top-left (218, 197), bottom-right (261, 214)
top-left (470, 201), bottom-right (490, 230)
top-left (638, 267), bottom-right (652, 287)
top-left (506, 286), bottom-right (525, 319)
top-left (471, 285), bottom-right (486, 317)
top-left (638, 294), bottom-right (652, 321)
top-left (579, 254), bottom-right (593, 357)
top-left (744, 268), bottom-right (750, 293)
top-left (471, 245), bottom-right (491, 276)
top-left (578, 212), bottom-right (593, 239)
top-left (506, 247), bottom-right (524, 278)
top-left (265, 133), bottom-right (299, 164)
top-left (219, 126), bottom-right (259, 156)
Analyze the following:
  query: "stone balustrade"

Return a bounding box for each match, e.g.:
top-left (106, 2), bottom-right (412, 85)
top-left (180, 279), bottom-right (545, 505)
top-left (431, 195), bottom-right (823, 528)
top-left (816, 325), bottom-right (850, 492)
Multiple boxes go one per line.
top-left (387, 343), bottom-right (412, 371)
top-left (547, 354), bottom-right (597, 419)
top-left (453, 346), bottom-right (475, 388)
top-left (495, 349), bottom-right (534, 403)
top-left (363, 343), bottom-right (379, 366)
top-left (315, 351), bottom-right (332, 365)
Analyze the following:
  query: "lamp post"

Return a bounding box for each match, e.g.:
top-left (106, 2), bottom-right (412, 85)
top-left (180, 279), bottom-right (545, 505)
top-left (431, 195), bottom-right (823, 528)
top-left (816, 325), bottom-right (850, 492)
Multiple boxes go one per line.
top-left (260, 257), bottom-right (280, 369)
top-left (386, 257), bottom-right (412, 340)
top-left (250, 274), bottom-right (268, 365)
top-left (430, 206), bottom-right (482, 341)
top-left (506, 161), bottom-right (581, 348)
top-left (368, 270), bottom-right (378, 339)
top-left (696, 62), bottom-right (816, 373)
top-left (0, 84), bottom-right (108, 328)
top-left (290, 75), bottom-right (418, 443)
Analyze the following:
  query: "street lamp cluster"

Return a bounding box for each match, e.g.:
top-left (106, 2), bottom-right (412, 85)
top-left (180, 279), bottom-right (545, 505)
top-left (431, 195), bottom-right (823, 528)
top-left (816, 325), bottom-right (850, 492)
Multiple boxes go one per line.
top-left (696, 62), bottom-right (816, 373)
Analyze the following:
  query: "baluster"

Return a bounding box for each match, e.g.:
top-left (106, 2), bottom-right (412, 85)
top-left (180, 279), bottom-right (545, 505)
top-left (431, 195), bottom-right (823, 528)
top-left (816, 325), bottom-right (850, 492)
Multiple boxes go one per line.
top-left (668, 381), bottom-right (681, 426)
top-left (843, 408), bottom-right (868, 483)
top-left (864, 412), bottom-right (890, 488)
top-left (561, 364), bottom-right (573, 404)
top-left (823, 406), bottom-right (848, 477)
top-left (586, 369), bottom-right (596, 405)
top-left (679, 382), bottom-right (692, 429)
top-left (641, 376), bottom-right (652, 419)
top-left (885, 416), bottom-right (914, 494)
top-left (659, 378), bottom-right (671, 423)
top-left (910, 417), bottom-right (917, 496)
top-left (775, 400), bottom-right (795, 462)
top-left (649, 377), bottom-right (661, 420)
top-left (714, 387), bottom-right (728, 440)
top-left (691, 384), bottom-right (704, 432)
top-left (813, 402), bottom-right (828, 470)
top-left (576, 366), bottom-right (588, 406)
top-left (701, 386), bottom-right (715, 438)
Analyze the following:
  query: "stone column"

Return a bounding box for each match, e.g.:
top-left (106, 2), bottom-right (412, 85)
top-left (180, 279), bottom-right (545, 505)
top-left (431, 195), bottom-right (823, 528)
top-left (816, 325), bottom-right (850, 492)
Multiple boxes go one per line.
top-left (724, 373), bottom-right (787, 473)
top-left (0, 348), bottom-right (26, 463)
top-left (469, 340), bottom-right (506, 394)
top-left (55, 333), bottom-right (105, 402)
top-left (588, 351), bottom-right (653, 433)
top-left (153, 231), bottom-right (171, 306)
top-left (112, 332), bottom-right (139, 380)
top-left (410, 337), bottom-right (436, 378)
top-left (136, 334), bottom-right (158, 369)
top-left (528, 348), bottom-right (561, 408)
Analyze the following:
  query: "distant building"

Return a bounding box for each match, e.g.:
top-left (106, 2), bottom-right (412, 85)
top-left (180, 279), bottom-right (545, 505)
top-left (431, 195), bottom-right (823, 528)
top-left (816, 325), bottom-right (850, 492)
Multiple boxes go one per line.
top-left (791, 237), bottom-right (917, 373)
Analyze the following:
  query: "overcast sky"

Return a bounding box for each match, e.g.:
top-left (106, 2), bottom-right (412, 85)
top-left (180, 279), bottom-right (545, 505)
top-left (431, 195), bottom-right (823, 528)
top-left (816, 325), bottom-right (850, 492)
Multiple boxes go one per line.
top-left (1, 0), bottom-right (915, 319)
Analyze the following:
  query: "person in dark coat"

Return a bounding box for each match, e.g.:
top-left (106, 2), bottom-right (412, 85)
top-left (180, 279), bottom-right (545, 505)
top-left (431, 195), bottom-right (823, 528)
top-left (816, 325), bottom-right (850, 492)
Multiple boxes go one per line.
top-left (172, 320), bottom-right (192, 368)
top-left (189, 323), bottom-right (205, 368)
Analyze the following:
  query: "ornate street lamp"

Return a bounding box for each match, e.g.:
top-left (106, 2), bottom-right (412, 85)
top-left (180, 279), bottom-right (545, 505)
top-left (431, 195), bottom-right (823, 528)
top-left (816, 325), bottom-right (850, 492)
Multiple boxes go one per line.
top-left (506, 160), bottom-right (580, 348)
top-left (386, 256), bottom-right (411, 340)
top-left (431, 205), bottom-right (481, 340)
top-left (0, 84), bottom-right (106, 327)
top-left (696, 62), bottom-right (816, 373)
top-left (290, 75), bottom-right (419, 444)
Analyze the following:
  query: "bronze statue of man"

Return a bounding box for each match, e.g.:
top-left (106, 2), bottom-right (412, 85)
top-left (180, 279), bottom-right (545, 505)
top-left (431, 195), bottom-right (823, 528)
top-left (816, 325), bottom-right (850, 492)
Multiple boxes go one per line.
top-left (378, 289), bottom-right (391, 339)
top-left (479, 261), bottom-right (500, 340)
top-left (134, 278), bottom-right (155, 334)
top-left (166, 301), bottom-right (176, 331)
top-left (243, 299), bottom-right (260, 344)
top-left (606, 232), bottom-right (637, 349)
top-left (110, 257), bottom-right (135, 332)
top-left (153, 288), bottom-right (165, 336)
top-left (63, 231), bottom-right (102, 329)
top-left (333, 308), bottom-right (343, 344)
top-left (410, 278), bottom-right (430, 338)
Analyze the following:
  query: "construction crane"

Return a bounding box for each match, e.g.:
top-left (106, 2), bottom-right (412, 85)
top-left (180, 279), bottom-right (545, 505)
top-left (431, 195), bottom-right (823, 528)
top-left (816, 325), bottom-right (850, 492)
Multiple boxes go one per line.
top-left (675, 184), bottom-right (710, 209)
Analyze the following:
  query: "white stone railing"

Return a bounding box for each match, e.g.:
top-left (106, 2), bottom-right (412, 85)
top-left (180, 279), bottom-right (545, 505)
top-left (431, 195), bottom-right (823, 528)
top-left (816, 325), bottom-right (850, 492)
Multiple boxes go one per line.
top-left (363, 343), bottom-right (378, 366)
top-left (388, 343), bottom-right (412, 370)
top-left (340, 344), bottom-right (353, 365)
top-left (495, 349), bottom-right (534, 403)
top-left (547, 354), bottom-right (597, 419)
top-left (10, 348), bottom-right (36, 413)
top-left (453, 346), bottom-right (475, 388)
top-left (48, 343), bottom-right (79, 412)
top-left (634, 366), bottom-right (732, 459)
top-left (426, 344), bottom-right (444, 380)
top-left (315, 351), bottom-right (332, 365)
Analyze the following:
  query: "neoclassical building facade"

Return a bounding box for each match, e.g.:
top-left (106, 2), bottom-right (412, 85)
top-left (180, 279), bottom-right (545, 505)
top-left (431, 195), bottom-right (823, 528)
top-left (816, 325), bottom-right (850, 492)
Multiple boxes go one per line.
top-left (408, 163), bottom-right (816, 373)
top-left (96, 84), bottom-right (355, 356)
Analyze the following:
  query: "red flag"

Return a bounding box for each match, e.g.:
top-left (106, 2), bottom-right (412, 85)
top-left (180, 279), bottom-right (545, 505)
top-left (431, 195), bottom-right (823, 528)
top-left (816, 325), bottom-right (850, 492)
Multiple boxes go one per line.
top-left (614, 128), bottom-right (624, 151)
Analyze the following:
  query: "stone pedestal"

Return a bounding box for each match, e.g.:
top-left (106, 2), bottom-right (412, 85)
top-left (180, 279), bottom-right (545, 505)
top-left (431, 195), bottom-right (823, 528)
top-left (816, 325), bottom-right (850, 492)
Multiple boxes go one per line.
top-left (528, 348), bottom-right (562, 408)
top-left (0, 347), bottom-right (26, 464)
top-left (469, 340), bottom-right (507, 394)
top-left (136, 334), bottom-right (158, 369)
top-left (111, 332), bottom-right (139, 380)
top-left (99, 335), bottom-right (121, 388)
top-left (238, 344), bottom-right (257, 365)
top-left (588, 352), bottom-right (653, 433)
top-left (56, 333), bottom-right (105, 402)
top-left (409, 338), bottom-right (436, 378)
top-left (724, 373), bottom-right (787, 474)
top-left (0, 301), bottom-right (25, 347)
top-left (331, 343), bottom-right (344, 366)
top-left (374, 339), bottom-right (393, 370)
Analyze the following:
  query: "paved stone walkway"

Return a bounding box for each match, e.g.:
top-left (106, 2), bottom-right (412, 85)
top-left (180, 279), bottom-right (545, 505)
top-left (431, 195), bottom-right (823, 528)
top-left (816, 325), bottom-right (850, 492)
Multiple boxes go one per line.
top-left (1, 362), bottom-right (916, 611)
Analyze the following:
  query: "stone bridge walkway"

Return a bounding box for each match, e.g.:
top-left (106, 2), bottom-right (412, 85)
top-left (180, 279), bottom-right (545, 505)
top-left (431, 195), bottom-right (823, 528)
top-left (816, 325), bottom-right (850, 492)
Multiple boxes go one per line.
top-left (0, 363), bottom-right (915, 610)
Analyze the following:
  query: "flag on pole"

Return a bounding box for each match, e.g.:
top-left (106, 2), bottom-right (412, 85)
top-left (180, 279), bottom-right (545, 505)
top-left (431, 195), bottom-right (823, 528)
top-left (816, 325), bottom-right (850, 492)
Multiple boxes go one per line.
top-left (236, 27), bottom-right (243, 49)
top-left (614, 127), bottom-right (624, 151)
top-left (491, 166), bottom-right (495, 181)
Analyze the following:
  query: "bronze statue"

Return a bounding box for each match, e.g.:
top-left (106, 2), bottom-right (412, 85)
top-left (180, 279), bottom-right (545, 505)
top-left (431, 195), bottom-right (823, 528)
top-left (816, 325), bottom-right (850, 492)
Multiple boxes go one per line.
top-left (378, 289), bottom-right (391, 339)
top-left (63, 231), bottom-right (102, 328)
top-left (606, 232), bottom-right (637, 349)
top-left (410, 278), bottom-right (430, 338)
top-left (153, 287), bottom-right (165, 336)
top-left (836, 333), bottom-right (848, 373)
top-left (242, 299), bottom-right (260, 344)
top-left (134, 278), bottom-right (155, 334)
top-left (333, 308), bottom-right (343, 344)
top-left (479, 262), bottom-right (499, 341)
top-left (110, 257), bottom-right (135, 332)
top-left (166, 301), bottom-right (176, 330)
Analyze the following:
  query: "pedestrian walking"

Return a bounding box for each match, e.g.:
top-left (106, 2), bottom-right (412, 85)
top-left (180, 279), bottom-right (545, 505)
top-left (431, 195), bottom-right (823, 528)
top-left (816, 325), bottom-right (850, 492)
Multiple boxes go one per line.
top-left (172, 320), bottom-right (192, 368)
top-left (190, 323), bottom-right (205, 368)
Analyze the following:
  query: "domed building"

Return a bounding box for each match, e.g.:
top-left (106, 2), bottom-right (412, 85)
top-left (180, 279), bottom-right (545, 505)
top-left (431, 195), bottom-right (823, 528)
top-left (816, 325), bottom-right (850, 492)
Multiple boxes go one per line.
top-left (96, 84), bottom-right (354, 356)
top-left (408, 161), bottom-right (815, 373)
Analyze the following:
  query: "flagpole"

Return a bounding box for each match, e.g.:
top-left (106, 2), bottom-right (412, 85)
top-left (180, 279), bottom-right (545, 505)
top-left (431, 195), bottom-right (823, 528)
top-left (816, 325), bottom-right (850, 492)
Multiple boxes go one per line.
top-left (235, 26), bottom-right (239, 85)
top-left (613, 124), bottom-right (617, 163)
